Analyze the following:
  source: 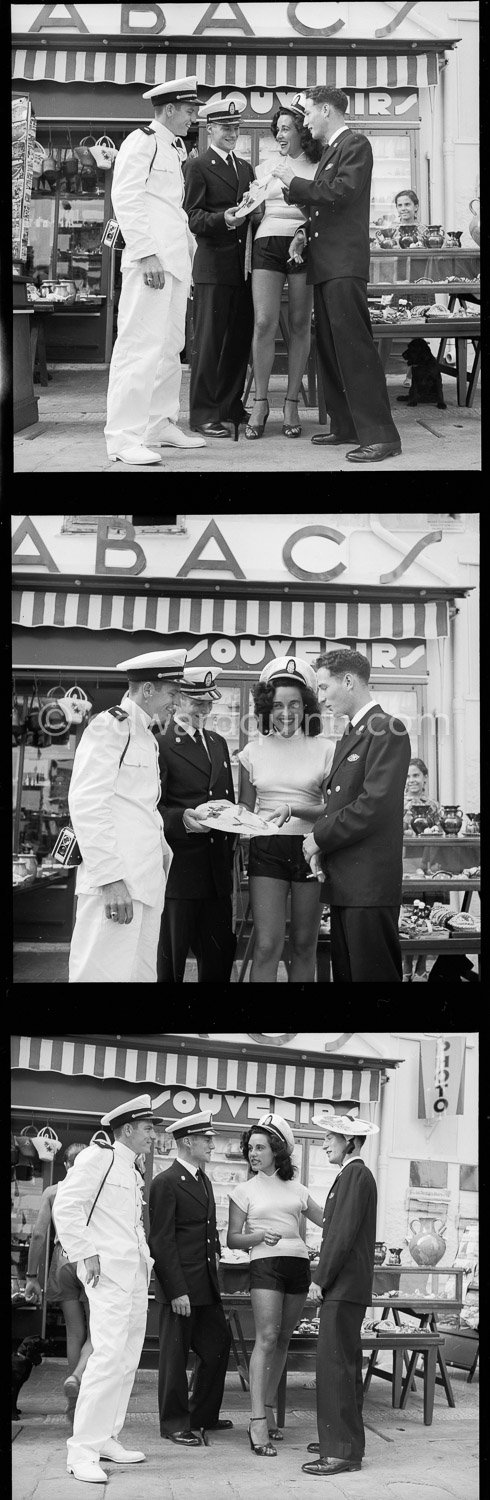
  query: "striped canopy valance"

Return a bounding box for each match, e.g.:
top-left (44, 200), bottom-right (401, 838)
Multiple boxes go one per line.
top-left (12, 47), bottom-right (440, 90)
top-left (12, 590), bottom-right (449, 640)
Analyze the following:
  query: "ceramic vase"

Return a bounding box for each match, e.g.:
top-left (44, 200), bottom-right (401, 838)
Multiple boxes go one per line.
top-left (410, 804), bottom-right (430, 835)
top-left (374, 1241), bottom-right (387, 1266)
top-left (439, 805), bottom-right (463, 834)
top-left (423, 224), bottom-right (445, 249)
top-left (408, 1217), bottom-right (447, 1267)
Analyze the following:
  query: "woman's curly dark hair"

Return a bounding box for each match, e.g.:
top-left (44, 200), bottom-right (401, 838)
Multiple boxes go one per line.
top-left (271, 107), bottom-right (322, 163)
top-left (240, 1126), bottom-right (296, 1181)
top-left (252, 677), bottom-right (323, 736)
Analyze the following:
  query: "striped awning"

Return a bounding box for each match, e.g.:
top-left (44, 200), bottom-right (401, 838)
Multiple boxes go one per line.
top-left (12, 590), bottom-right (449, 640)
top-left (11, 48), bottom-right (440, 90)
top-left (11, 1036), bottom-right (381, 1104)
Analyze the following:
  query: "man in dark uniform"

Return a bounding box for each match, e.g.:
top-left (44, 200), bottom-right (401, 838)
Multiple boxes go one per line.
top-left (148, 1112), bottom-right (232, 1446)
top-left (302, 1110), bottom-right (379, 1478)
top-left (155, 666), bottom-right (236, 982)
top-left (184, 100), bottom-right (254, 438)
top-left (302, 648), bottom-right (411, 983)
top-left (272, 85), bottom-right (402, 463)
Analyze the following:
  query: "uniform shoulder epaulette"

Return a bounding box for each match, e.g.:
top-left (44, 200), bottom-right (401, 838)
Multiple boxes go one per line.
top-left (93, 1139), bottom-right (113, 1148)
top-left (108, 706), bottom-right (130, 721)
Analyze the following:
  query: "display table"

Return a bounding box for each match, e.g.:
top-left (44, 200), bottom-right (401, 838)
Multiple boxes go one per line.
top-left (315, 315), bottom-right (481, 420)
top-left (13, 277), bottom-right (38, 431)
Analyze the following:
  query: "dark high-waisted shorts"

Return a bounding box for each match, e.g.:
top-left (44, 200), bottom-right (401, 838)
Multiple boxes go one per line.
top-left (248, 834), bottom-right (311, 883)
top-left (250, 1255), bottom-right (312, 1294)
top-left (252, 234), bottom-right (308, 276)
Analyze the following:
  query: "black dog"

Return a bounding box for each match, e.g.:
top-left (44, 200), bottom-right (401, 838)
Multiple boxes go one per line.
top-left (397, 338), bottom-right (447, 408)
top-left (12, 1336), bottom-right (52, 1418)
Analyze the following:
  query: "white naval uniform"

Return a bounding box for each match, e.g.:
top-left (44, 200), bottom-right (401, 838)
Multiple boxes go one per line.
top-left (68, 697), bottom-right (172, 983)
top-left (104, 119), bottom-right (196, 454)
top-left (53, 1140), bottom-right (153, 1468)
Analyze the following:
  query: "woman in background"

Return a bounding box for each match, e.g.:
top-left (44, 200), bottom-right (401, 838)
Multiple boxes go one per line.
top-left (24, 1143), bottom-right (93, 1423)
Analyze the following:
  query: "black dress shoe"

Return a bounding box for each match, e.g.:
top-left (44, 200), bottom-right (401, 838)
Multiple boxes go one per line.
top-left (307, 1442), bottom-right (320, 1452)
top-left (311, 433), bottom-right (356, 446)
top-left (346, 442), bottom-right (402, 462)
top-left (302, 1457), bottom-right (362, 1475)
top-left (163, 1430), bottom-right (204, 1446)
top-left (204, 1419), bottom-right (233, 1430)
top-left (191, 422), bottom-right (230, 437)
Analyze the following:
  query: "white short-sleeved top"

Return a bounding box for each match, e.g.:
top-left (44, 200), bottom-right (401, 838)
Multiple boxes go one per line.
top-left (238, 731), bottom-right (334, 836)
top-left (229, 1171), bottom-right (310, 1261)
top-left (254, 154), bottom-right (318, 240)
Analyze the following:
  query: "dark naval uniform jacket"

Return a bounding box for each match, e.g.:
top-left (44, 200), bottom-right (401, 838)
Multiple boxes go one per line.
top-left (155, 718), bottom-right (235, 900)
top-left (312, 705), bottom-right (411, 907)
top-left (316, 1158), bottom-right (377, 1304)
top-left (288, 127), bottom-right (373, 285)
top-left (184, 147), bottom-right (254, 283)
top-left (149, 1160), bottom-right (222, 1306)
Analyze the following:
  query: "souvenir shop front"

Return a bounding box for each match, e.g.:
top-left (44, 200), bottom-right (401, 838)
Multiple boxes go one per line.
top-left (11, 1030), bottom-right (398, 1355)
top-left (12, 2), bottom-right (477, 364)
top-left (12, 512), bottom-right (476, 942)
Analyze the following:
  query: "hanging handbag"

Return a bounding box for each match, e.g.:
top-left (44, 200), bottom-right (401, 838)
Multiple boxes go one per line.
top-left (74, 134), bottom-right (97, 167)
top-left (32, 1125), bottom-right (62, 1161)
top-left (91, 135), bottom-right (118, 169)
top-left (14, 1125), bottom-right (39, 1159)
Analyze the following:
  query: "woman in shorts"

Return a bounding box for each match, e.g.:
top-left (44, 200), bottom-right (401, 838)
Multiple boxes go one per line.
top-left (238, 656), bottom-right (334, 982)
top-left (227, 1114), bottom-right (323, 1455)
top-left (24, 1142), bottom-right (93, 1422)
top-left (245, 95), bottom-right (322, 439)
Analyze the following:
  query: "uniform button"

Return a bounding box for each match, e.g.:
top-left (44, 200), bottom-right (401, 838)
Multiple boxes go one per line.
top-left (314, 232), bottom-right (319, 237)
top-left (210, 837), bottom-right (214, 843)
top-left (224, 763), bottom-right (228, 769)
top-left (315, 211), bottom-right (319, 217)
top-left (335, 785), bottom-right (340, 792)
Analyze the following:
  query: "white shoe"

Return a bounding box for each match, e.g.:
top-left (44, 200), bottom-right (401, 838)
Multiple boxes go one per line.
top-left (99, 1439), bottom-right (146, 1463)
top-left (151, 423), bottom-right (206, 449)
top-left (67, 1461), bottom-right (107, 1482)
top-left (107, 444), bottom-right (162, 465)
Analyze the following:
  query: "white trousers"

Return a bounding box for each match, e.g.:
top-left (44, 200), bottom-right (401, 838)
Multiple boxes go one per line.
top-left (67, 1259), bottom-right (148, 1468)
top-left (104, 264), bottom-right (190, 452)
top-left (69, 892), bottom-right (164, 983)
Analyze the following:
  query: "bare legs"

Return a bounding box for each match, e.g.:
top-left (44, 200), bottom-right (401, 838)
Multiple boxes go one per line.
top-left (249, 877), bottom-right (321, 982)
top-left (249, 269), bottom-right (313, 429)
top-left (249, 1288), bottom-right (307, 1446)
top-left (288, 881), bottom-right (323, 982)
top-left (249, 878), bottom-right (288, 982)
top-left (62, 1299), bottom-right (90, 1377)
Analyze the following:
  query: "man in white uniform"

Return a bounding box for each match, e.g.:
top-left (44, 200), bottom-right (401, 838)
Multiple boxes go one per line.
top-left (68, 649), bottom-right (186, 983)
top-left (104, 76), bottom-right (206, 465)
top-left (54, 1094), bottom-right (162, 1484)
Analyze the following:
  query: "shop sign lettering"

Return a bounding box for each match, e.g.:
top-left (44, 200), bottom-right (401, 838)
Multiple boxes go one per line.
top-left (207, 90), bottom-right (419, 120)
top-left (418, 1036), bottom-right (465, 1119)
top-left (179, 637), bottom-right (427, 673)
top-left (17, 3), bottom-right (425, 40)
top-left (150, 1089), bottom-right (335, 1124)
top-left (11, 515), bottom-right (443, 589)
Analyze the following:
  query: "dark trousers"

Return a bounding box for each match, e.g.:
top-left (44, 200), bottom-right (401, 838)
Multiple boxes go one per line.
top-left (330, 905), bottom-right (402, 983)
top-left (314, 277), bottom-right (401, 446)
top-left (157, 896), bottom-right (236, 983)
top-left (190, 282), bottom-right (253, 425)
top-left (316, 1299), bottom-right (366, 1462)
top-left (157, 1301), bottom-right (231, 1434)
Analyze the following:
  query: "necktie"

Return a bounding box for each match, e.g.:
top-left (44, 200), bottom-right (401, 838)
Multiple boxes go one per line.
top-left (195, 728), bottom-right (211, 762)
top-left (226, 152), bottom-right (238, 176)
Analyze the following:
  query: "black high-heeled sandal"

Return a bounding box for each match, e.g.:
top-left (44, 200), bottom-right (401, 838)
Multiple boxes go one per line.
top-left (282, 398), bottom-right (301, 438)
top-left (244, 399), bottom-right (270, 440)
top-left (265, 1404), bottom-right (283, 1441)
top-left (247, 1417), bottom-right (277, 1457)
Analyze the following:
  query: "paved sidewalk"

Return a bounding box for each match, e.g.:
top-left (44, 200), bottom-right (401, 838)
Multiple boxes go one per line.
top-left (14, 365), bottom-right (481, 472)
top-left (12, 1360), bottom-right (478, 1500)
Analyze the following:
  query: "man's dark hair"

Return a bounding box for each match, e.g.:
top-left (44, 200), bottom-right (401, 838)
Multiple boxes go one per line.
top-left (306, 86), bottom-right (349, 115)
top-left (63, 1142), bottom-right (86, 1166)
top-left (240, 1127), bottom-right (296, 1182)
top-left (253, 678), bottom-right (322, 736)
top-left (315, 649), bottom-right (370, 684)
top-left (345, 1135), bottom-right (366, 1155)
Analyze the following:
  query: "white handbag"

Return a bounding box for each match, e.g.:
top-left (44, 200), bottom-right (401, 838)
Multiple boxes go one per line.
top-left (32, 1125), bottom-right (62, 1161)
top-left (91, 135), bottom-right (118, 169)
